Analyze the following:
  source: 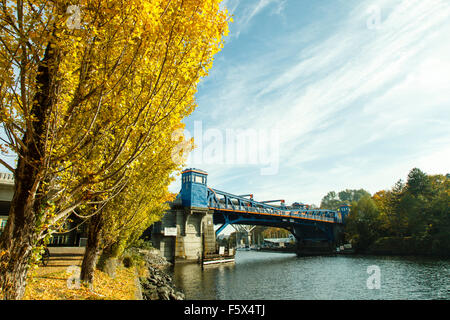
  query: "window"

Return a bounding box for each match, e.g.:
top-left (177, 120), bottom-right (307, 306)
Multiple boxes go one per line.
top-left (195, 175), bottom-right (203, 184)
top-left (50, 235), bottom-right (68, 245)
top-left (0, 219), bottom-right (6, 233)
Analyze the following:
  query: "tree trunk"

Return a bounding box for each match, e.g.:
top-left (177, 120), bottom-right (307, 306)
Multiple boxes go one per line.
top-left (0, 145), bottom-right (45, 299)
top-left (97, 245), bottom-right (119, 278)
top-left (80, 213), bottom-right (104, 286)
top-left (0, 42), bottom-right (56, 300)
top-left (0, 181), bottom-right (39, 299)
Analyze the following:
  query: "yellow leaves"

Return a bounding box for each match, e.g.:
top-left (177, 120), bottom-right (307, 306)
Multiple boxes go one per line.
top-left (2, 0), bottom-right (230, 252)
top-left (23, 265), bottom-right (137, 300)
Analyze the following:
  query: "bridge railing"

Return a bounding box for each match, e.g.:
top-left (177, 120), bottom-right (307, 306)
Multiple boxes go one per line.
top-left (208, 188), bottom-right (342, 224)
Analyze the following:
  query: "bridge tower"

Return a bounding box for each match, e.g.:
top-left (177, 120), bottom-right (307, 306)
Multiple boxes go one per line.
top-left (151, 169), bottom-right (216, 262)
top-left (338, 204), bottom-right (351, 224)
top-left (180, 168), bottom-right (208, 208)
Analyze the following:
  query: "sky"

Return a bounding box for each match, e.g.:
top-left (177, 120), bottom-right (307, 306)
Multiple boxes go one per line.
top-left (1, 0), bottom-right (449, 207)
top-left (171, 0), bottom-right (450, 206)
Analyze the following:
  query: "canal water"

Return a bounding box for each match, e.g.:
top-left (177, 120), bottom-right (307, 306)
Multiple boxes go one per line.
top-left (172, 251), bottom-right (450, 300)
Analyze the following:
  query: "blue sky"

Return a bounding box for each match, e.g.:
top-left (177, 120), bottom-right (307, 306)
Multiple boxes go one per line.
top-left (173, 0), bottom-right (450, 206)
top-left (1, 0), bottom-right (449, 207)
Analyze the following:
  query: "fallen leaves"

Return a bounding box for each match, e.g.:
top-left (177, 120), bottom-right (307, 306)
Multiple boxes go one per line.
top-left (23, 266), bottom-right (138, 300)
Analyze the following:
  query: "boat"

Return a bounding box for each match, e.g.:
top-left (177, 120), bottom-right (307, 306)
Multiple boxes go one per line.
top-left (336, 243), bottom-right (355, 254)
top-left (202, 255), bottom-right (235, 265)
top-left (201, 248), bottom-right (235, 265)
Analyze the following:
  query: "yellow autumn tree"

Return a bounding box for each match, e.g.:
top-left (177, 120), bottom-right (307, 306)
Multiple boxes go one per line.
top-left (0, 0), bottom-right (229, 299)
top-left (79, 122), bottom-right (193, 285)
top-left (94, 140), bottom-right (185, 278)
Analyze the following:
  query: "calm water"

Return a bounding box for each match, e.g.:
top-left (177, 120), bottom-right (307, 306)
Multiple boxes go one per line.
top-left (172, 251), bottom-right (450, 300)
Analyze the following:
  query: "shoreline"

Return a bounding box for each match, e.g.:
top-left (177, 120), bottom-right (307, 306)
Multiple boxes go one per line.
top-left (135, 249), bottom-right (185, 300)
top-left (242, 248), bottom-right (450, 259)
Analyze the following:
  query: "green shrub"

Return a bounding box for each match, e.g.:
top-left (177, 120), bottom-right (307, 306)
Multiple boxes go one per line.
top-left (121, 248), bottom-right (146, 270)
top-left (127, 239), bottom-right (154, 251)
top-left (122, 255), bottom-right (134, 268)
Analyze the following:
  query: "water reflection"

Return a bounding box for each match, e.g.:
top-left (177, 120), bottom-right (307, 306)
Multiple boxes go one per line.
top-left (171, 251), bottom-right (450, 300)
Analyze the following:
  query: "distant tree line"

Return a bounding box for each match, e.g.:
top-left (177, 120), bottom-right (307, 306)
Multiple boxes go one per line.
top-left (320, 189), bottom-right (371, 210)
top-left (321, 168), bottom-right (449, 256)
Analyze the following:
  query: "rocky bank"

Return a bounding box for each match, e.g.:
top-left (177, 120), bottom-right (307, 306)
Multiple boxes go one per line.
top-left (136, 249), bottom-right (185, 300)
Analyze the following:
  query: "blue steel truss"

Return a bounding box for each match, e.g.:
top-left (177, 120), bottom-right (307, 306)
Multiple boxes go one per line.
top-left (179, 168), bottom-right (349, 243)
top-left (207, 188), bottom-right (342, 223)
top-left (207, 188), bottom-right (345, 241)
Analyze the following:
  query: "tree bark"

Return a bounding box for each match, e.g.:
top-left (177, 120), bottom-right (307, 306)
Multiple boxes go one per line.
top-left (80, 213), bottom-right (104, 286)
top-left (97, 239), bottom-right (126, 278)
top-left (0, 178), bottom-right (39, 299)
top-left (0, 43), bottom-right (56, 300)
top-left (97, 246), bottom-right (118, 278)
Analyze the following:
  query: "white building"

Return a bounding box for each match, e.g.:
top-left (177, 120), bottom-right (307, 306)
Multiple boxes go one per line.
top-left (0, 172), bottom-right (14, 233)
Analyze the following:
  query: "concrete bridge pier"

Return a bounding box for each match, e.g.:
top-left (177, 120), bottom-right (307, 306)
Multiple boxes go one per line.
top-left (151, 205), bottom-right (216, 263)
top-left (291, 223), bottom-right (337, 256)
top-left (294, 239), bottom-right (335, 256)
top-left (173, 207), bottom-right (216, 262)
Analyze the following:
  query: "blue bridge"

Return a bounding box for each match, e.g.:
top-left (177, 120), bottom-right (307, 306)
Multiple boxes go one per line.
top-left (177, 168), bottom-right (350, 256)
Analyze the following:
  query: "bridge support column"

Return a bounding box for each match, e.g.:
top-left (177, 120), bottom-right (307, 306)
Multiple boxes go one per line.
top-left (177, 208), bottom-right (214, 262)
top-left (294, 239), bottom-right (334, 256)
top-left (152, 206), bottom-right (215, 263)
top-left (292, 224), bottom-right (337, 256)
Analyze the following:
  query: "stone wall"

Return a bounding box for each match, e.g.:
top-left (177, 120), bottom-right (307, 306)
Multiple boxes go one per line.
top-left (137, 249), bottom-right (185, 300)
top-left (152, 207), bottom-right (216, 262)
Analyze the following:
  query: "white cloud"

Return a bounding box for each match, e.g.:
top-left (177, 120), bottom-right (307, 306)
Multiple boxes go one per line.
top-left (222, 0), bottom-right (287, 38)
top-left (176, 0), bottom-right (450, 204)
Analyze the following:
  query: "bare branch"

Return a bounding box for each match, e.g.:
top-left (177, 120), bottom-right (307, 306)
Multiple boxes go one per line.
top-left (0, 158), bottom-right (14, 173)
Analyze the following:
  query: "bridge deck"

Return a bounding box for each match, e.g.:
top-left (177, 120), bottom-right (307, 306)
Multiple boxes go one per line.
top-left (207, 188), bottom-right (342, 224)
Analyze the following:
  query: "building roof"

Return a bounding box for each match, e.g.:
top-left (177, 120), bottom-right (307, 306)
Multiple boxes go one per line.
top-left (0, 173), bottom-right (14, 185)
top-left (182, 168), bottom-right (208, 175)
